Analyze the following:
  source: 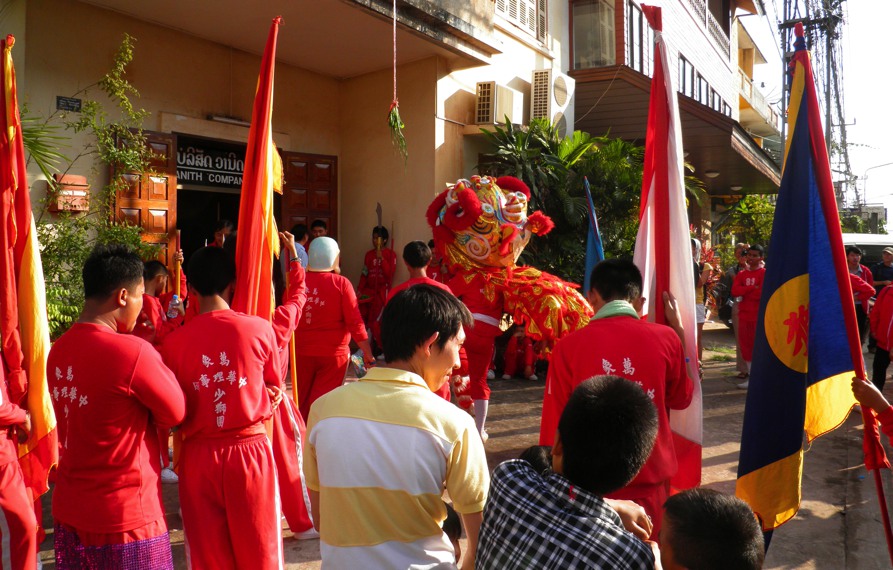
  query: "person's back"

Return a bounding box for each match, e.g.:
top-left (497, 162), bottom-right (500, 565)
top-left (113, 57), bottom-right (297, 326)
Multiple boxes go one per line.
top-left (48, 244), bottom-right (185, 569)
top-left (478, 376), bottom-right (658, 569)
top-left (160, 246), bottom-right (283, 570)
top-left (162, 309), bottom-right (277, 439)
top-left (296, 270), bottom-right (363, 354)
top-left (304, 285), bottom-right (489, 569)
top-left (540, 259), bottom-right (691, 536)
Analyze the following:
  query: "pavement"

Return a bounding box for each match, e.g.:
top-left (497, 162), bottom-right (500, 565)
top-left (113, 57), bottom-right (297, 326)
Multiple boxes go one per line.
top-left (36, 322), bottom-right (893, 568)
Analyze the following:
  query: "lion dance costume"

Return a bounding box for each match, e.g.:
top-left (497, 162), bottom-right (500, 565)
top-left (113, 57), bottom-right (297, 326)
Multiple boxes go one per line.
top-left (427, 175), bottom-right (593, 437)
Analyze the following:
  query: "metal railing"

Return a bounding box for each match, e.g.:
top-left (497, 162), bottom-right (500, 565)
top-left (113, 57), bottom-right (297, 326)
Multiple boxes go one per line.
top-left (737, 68), bottom-right (782, 132)
top-left (682, 0), bottom-right (730, 57)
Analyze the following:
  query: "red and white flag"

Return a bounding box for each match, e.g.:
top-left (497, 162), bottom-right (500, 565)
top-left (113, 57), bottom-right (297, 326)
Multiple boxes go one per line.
top-left (632, 6), bottom-right (701, 490)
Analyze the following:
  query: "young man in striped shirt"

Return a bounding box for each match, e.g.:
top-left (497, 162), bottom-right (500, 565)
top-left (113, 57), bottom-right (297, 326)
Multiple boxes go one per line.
top-left (304, 285), bottom-right (489, 569)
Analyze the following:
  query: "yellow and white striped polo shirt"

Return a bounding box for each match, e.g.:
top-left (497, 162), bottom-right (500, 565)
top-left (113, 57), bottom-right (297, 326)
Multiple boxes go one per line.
top-left (304, 367), bottom-right (489, 569)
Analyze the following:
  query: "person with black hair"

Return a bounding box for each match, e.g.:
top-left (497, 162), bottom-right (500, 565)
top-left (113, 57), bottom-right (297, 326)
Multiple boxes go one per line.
top-left (660, 488), bottom-right (764, 570)
top-left (47, 244), bottom-right (186, 569)
top-left (540, 258), bottom-right (692, 539)
top-left (386, 240), bottom-right (456, 400)
top-left (289, 223), bottom-right (310, 268)
top-left (131, 256), bottom-right (186, 484)
top-left (443, 503), bottom-right (463, 563)
top-left (845, 244), bottom-right (875, 346)
top-left (310, 219), bottom-right (327, 239)
top-left (304, 285), bottom-right (489, 569)
top-left (478, 376), bottom-right (658, 568)
top-left (209, 219), bottom-right (234, 248)
top-left (387, 240), bottom-right (452, 302)
top-left (428, 238), bottom-right (448, 283)
top-left (358, 225), bottom-right (397, 352)
top-left (731, 245), bottom-right (767, 388)
top-left (160, 246), bottom-right (285, 569)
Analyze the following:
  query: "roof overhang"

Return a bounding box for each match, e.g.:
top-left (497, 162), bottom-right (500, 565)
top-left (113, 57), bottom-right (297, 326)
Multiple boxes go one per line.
top-left (77, 0), bottom-right (500, 79)
top-left (571, 66), bottom-right (781, 196)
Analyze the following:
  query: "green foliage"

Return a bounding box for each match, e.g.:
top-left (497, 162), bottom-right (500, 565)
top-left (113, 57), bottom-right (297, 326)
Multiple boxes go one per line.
top-left (21, 34), bottom-right (156, 338)
top-left (478, 119), bottom-right (645, 284)
top-left (712, 194), bottom-right (776, 269)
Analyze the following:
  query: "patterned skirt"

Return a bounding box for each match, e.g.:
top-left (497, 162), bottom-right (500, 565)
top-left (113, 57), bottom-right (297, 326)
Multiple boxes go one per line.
top-left (54, 523), bottom-right (174, 570)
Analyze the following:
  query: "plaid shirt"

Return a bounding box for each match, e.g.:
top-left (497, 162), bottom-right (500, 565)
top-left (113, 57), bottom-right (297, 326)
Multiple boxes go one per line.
top-left (476, 460), bottom-right (655, 569)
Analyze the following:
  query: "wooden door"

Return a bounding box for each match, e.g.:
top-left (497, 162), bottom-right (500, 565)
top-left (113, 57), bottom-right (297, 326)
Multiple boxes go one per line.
top-left (113, 131), bottom-right (178, 266)
top-left (281, 152), bottom-right (338, 238)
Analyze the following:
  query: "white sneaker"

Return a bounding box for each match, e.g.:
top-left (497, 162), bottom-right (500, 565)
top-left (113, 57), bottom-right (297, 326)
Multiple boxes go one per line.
top-left (501, 373), bottom-right (512, 381)
top-left (527, 374), bottom-right (539, 381)
top-left (736, 381), bottom-right (749, 390)
top-left (161, 467), bottom-right (179, 484)
top-left (293, 527), bottom-right (320, 540)
top-left (486, 369), bottom-right (495, 380)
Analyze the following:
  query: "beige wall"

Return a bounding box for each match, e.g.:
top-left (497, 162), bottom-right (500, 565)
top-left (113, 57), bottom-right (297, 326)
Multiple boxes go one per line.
top-left (20, 0), bottom-right (341, 195)
top-left (339, 57), bottom-right (438, 285)
top-left (15, 0), bottom-right (572, 288)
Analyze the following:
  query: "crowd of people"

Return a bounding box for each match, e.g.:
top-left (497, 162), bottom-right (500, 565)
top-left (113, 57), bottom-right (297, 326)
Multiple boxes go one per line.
top-left (0, 218), bottom-right (816, 570)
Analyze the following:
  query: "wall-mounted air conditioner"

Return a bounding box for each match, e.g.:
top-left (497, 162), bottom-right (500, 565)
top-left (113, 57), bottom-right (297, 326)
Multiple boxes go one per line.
top-left (530, 69), bottom-right (575, 137)
top-left (475, 81), bottom-right (524, 125)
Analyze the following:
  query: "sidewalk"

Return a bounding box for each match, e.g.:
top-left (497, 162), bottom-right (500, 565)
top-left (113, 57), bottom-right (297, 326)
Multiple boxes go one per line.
top-left (36, 322), bottom-right (893, 568)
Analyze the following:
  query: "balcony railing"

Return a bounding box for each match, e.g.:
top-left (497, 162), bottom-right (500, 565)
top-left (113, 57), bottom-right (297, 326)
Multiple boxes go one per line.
top-left (737, 68), bottom-right (782, 132)
top-left (682, 0), bottom-right (730, 57)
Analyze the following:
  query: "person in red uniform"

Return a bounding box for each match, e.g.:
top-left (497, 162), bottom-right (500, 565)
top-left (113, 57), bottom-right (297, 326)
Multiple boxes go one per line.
top-left (450, 278), bottom-right (504, 441)
top-left (132, 256), bottom-right (186, 484)
top-left (387, 240), bottom-right (455, 400)
top-left (731, 245), bottom-right (767, 389)
top-left (161, 246), bottom-right (285, 570)
top-left (269, 231), bottom-right (317, 539)
top-left (48, 244), bottom-right (186, 569)
top-left (387, 240), bottom-right (453, 302)
top-left (846, 245), bottom-right (875, 345)
top-left (357, 226), bottom-right (397, 351)
top-left (208, 219), bottom-right (234, 248)
top-left (427, 239), bottom-right (449, 284)
top-left (539, 258), bottom-right (692, 539)
top-left (0, 364), bottom-right (35, 570)
top-left (502, 326), bottom-right (537, 381)
top-left (296, 236), bottom-right (375, 419)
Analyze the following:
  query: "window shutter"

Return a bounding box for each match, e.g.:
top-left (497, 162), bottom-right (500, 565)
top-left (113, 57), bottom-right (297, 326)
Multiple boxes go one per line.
top-left (537, 0), bottom-right (547, 42)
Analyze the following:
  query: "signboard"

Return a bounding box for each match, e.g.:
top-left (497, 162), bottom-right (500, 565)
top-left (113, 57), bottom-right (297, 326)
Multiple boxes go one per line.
top-left (176, 136), bottom-right (247, 189)
top-left (56, 96), bottom-right (82, 112)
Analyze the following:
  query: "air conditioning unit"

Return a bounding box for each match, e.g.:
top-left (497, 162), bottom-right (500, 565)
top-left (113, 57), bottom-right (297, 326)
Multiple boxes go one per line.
top-left (530, 69), bottom-right (575, 137)
top-left (475, 81), bottom-right (524, 125)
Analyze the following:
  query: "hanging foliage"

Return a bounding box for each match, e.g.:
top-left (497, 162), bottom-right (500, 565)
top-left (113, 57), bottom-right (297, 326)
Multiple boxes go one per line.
top-left (388, 0), bottom-right (408, 164)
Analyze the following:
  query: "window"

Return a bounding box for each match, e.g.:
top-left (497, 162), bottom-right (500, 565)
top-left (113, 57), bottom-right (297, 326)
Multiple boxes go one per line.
top-left (696, 74), bottom-right (709, 106)
top-left (627, 1), bottom-right (653, 76)
top-left (678, 56), bottom-right (694, 98)
top-left (497, 0), bottom-right (548, 43)
top-left (572, 0), bottom-right (615, 69)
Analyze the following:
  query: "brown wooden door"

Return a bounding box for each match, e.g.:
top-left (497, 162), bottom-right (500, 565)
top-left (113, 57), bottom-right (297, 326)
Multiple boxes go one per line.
top-left (281, 152), bottom-right (337, 238)
top-left (113, 131), bottom-right (178, 266)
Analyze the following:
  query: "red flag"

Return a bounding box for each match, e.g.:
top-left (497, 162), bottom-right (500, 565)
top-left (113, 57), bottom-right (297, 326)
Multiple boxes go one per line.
top-left (632, 7), bottom-right (701, 490)
top-left (0, 35), bottom-right (58, 506)
top-left (232, 18), bottom-right (283, 319)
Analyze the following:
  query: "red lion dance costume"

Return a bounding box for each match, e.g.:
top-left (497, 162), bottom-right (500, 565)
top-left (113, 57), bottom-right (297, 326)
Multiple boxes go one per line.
top-left (427, 175), bottom-right (593, 437)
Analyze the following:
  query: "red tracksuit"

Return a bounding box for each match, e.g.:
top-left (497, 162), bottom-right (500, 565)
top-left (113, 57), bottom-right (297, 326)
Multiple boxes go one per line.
top-left (0, 366), bottom-right (36, 570)
top-left (503, 333), bottom-right (535, 378)
top-left (161, 311), bottom-right (282, 570)
top-left (48, 324), bottom-right (186, 542)
top-left (295, 271), bottom-right (369, 419)
top-left (732, 266), bottom-right (766, 362)
top-left (270, 259), bottom-right (314, 534)
top-left (540, 315), bottom-right (692, 538)
top-left (453, 283), bottom-right (503, 402)
top-left (358, 247), bottom-right (397, 347)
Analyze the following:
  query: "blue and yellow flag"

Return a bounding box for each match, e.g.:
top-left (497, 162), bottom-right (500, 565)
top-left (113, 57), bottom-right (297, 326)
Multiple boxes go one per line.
top-left (735, 23), bottom-right (865, 532)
